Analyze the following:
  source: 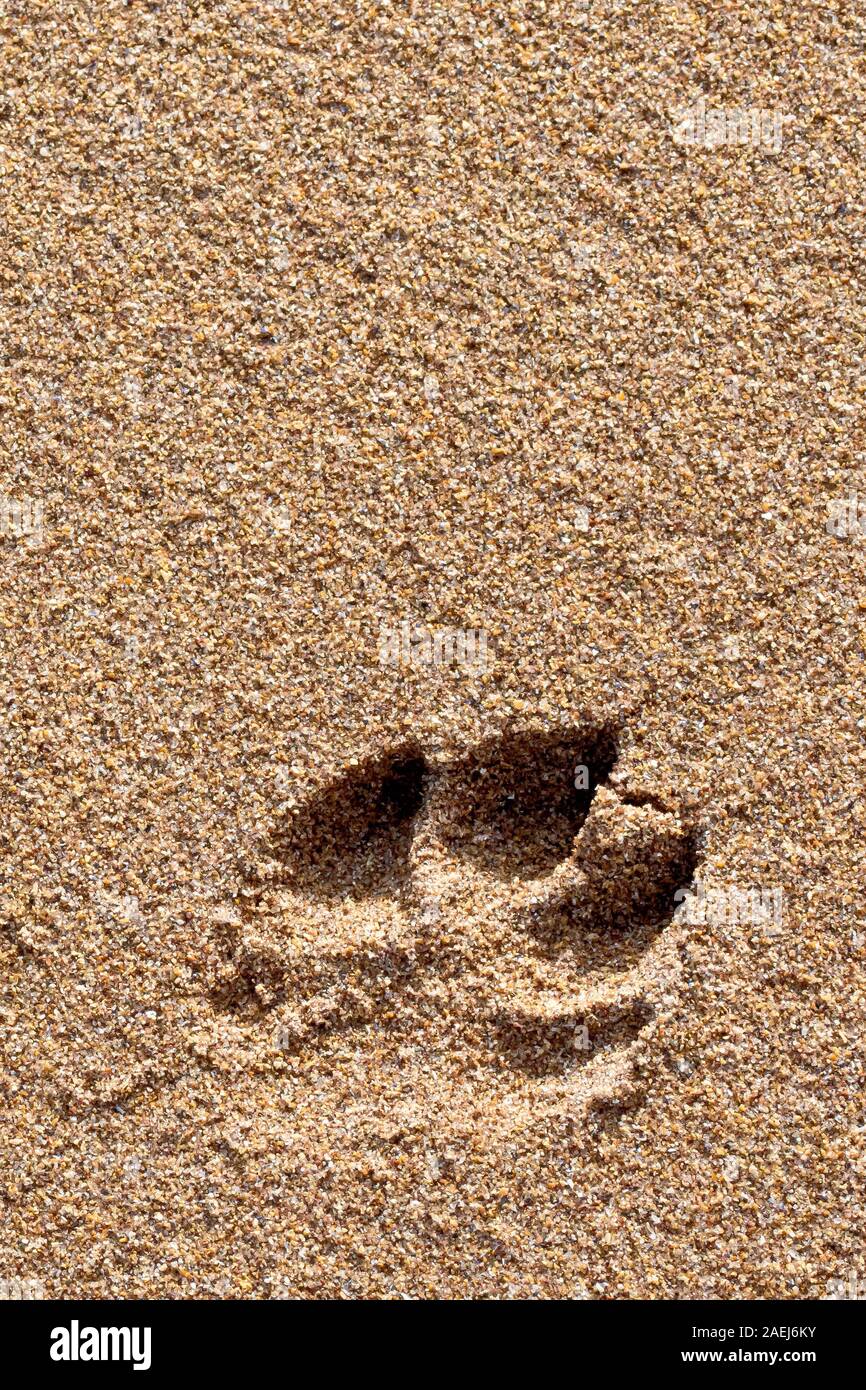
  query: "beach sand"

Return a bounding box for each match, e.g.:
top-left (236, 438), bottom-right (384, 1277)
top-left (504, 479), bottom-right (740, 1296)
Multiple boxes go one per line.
top-left (0, 0), bottom-right (863, 1299)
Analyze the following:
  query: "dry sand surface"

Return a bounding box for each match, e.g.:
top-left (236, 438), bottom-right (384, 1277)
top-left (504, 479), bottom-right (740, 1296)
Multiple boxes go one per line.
top-left (0, 0), bottom-right (864, 1300)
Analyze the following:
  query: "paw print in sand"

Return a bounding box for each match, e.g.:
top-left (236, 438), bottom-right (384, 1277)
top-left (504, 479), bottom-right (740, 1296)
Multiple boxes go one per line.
top-left (213, 726), bottom-right (698, 1135)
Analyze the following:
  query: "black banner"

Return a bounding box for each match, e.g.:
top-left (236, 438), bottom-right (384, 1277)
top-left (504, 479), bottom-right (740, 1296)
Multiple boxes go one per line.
top-left (0, 1298), bottom-right (858, 1377)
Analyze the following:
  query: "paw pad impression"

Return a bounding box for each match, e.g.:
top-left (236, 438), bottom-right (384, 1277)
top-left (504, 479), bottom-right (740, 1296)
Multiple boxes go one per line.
top-left (211, 724), bottom-right (699, 1131)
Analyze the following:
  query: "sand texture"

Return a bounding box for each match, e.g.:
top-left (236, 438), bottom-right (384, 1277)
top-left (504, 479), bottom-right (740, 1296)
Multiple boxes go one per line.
top-left (0, 0), bottom-right (864, 1299)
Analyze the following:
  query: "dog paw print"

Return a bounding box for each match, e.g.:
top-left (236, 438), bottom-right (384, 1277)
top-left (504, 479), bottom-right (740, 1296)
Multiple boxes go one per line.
top-left (210, 726), bottom-right (698, 1131)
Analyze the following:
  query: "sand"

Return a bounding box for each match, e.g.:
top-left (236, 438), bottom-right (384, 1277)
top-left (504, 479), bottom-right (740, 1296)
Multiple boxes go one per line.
top-left (0, 0), bottom-right (864, 1300)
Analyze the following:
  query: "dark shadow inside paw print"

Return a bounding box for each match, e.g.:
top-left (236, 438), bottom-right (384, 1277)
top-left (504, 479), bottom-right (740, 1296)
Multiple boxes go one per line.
top-left (493, 1000), bottom-right (655, 1078)
top-left (432, 724), bottom-right (619, 880)
top-left (523, 822), bottom-right (699, 965)
top-left (269, 743), bottom-right (427, 899)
